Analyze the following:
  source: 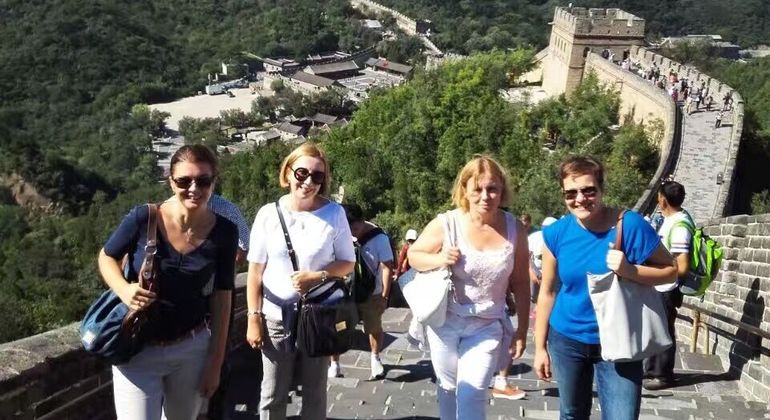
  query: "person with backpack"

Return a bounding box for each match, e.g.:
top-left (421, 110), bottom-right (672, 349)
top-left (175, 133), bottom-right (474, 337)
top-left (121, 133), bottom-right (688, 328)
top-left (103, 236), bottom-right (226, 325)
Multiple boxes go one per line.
top-left (328, 203), bottom-right (395, 379)
top-left (644, 180), bottom-right (692, 390)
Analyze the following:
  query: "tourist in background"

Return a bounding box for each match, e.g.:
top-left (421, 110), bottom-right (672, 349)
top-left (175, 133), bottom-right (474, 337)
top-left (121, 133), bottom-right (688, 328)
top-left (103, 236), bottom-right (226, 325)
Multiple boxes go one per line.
top-left (328, 203), bottom-right (395, 380)
top-left (533, 156), bottom-right (677, 420)
top-left (396, 228), bottom-right (418, 278)
top-left (245, 142), bottom-right (355, 420)
top-left (408, 155), bottom-right (530, 420)
top-left (99, 145), bottom-right (238, 419)
top-left (644, 180), bottom-right (692, 390)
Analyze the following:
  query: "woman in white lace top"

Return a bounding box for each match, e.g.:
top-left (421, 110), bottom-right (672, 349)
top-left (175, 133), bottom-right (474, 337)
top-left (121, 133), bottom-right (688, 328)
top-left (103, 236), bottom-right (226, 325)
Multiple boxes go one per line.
top-left (408, 155), bottom-right (530, 420)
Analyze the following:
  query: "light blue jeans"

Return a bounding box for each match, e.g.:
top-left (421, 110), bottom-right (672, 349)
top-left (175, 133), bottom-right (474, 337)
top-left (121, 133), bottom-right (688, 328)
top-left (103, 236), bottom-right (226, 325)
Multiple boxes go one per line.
top-left (426, 312), bottom-right (503, 420)
top-left (112, 328), bottom-right (210, 420)
top-left (548, 328), bottom-right (642, 420)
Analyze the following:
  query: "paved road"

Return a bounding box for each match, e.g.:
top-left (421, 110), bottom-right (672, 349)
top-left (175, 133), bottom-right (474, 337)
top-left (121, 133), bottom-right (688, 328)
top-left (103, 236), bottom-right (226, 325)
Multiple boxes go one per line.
top-left (219, 308), bottom-right (769, 419)
top-left (674, 106), bottom-right (735, 223)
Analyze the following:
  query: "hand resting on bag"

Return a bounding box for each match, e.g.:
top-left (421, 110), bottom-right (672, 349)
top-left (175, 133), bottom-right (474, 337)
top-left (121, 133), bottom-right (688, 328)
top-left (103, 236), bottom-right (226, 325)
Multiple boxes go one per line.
top-left (118, 281), bottom-right (157, 312)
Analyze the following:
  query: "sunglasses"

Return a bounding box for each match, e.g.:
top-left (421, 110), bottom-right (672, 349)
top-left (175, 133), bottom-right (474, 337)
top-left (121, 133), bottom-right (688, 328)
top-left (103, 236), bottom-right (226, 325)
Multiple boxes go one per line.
top-left (562, 186), bottom-right (599, 200)
top-left (171, 175), bottom-right (214, 189)
top-left (292, 167), bottom-right (325, 185)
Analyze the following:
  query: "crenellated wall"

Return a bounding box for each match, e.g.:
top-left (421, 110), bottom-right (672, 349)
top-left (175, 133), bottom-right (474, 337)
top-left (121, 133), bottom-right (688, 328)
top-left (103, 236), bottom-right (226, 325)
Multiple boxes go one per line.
top-left (675, 215), bottom-right (770, 402)
top-left (583, 52), bottom-right (680, 215)
top-left (626, 45), bottom-right (744, 217)
top-left (0, 275), bottom-right (250, 420)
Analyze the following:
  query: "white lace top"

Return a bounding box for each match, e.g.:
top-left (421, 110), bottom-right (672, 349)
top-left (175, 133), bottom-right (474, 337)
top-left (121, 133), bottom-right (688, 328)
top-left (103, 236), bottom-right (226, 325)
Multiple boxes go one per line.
top-left (444, 209), bottom-right (516, 319)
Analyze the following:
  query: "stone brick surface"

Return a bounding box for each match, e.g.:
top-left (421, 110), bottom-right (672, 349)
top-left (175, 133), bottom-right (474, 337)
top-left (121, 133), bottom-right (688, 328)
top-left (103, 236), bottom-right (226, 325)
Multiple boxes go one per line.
top-left (218, 309), bottom-right (770, 419)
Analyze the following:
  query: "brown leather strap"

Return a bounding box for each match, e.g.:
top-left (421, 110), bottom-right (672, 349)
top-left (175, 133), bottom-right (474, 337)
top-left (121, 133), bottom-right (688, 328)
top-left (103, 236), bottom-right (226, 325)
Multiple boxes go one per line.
top-left (614, 209), bottom-right (627, 251)
top-left (138, 203), bottom-right (159, 290)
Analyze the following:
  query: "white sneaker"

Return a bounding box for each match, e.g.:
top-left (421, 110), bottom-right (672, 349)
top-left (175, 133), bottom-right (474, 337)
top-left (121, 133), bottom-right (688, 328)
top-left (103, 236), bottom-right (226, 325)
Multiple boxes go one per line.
top-left (327, 362), bottom-right (342, 378)
top-left (370, 356), bottom-right (385, 379)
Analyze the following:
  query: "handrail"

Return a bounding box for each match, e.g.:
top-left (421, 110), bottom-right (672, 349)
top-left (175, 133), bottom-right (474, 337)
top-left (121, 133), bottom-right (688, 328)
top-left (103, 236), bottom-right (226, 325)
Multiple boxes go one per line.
top-left (682, 301), bottom-right (770, 340)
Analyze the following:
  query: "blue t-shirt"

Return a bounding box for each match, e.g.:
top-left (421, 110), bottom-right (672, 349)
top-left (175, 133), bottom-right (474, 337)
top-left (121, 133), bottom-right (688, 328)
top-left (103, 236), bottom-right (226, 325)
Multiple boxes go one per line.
top-left (103, 204), bottom-right (238, 342)
top-left (543, 211), bottom-right (661, 344)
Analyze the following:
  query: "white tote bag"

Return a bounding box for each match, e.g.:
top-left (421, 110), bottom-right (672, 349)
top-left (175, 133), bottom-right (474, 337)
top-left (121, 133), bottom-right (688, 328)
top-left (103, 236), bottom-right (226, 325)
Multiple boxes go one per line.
top-left (398, 213), bottom-right (454, 328)
top-left (587, 211), bottom-right (672, 362)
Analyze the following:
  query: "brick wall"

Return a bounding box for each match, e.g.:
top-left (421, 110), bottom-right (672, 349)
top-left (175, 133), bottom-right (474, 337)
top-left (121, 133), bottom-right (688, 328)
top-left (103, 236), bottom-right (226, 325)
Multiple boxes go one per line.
top-left (675, 215), bottom-right (770, 402)
top-left (0, 275), bottom-right (248, 419)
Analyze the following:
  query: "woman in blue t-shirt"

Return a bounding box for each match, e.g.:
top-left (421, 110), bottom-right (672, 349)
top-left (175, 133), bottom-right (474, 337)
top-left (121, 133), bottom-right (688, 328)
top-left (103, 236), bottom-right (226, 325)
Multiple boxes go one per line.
top-left (98, 145), bottom-right (238, 419)
top-left (532, 156), bottom-right (677, 420)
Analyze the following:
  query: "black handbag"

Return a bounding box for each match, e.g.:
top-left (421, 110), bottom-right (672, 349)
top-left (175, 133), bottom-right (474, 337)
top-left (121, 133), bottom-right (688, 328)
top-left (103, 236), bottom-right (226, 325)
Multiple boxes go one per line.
top-left (275, 202), bottom-right (359, 357)
top-left (80, 204), bottom-right (159, 364)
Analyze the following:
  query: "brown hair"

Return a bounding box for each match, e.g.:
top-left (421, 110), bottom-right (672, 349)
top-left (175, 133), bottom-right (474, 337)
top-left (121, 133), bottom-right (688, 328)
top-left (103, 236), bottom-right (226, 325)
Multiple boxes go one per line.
top-left (170, 144), bottom-right (218, 177)
top-left (279, 142), bottom-right (331, 195)
top-left (451, 155), bottom-right (511, 212)
top-left (559, 156), bottom-right (604, 190)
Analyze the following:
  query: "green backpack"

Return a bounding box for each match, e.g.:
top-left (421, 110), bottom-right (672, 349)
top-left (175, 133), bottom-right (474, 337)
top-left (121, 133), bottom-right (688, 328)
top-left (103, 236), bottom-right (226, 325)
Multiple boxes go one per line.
top-left (666, 215), bottom-right (724, 296)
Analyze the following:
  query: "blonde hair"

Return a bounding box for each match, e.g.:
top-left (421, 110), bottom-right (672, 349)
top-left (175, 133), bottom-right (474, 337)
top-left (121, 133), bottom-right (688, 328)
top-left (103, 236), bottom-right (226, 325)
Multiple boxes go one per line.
top-left (279, 142), bottom-right (331, 195)
top-left (451, 155), bottom-right (511, 212)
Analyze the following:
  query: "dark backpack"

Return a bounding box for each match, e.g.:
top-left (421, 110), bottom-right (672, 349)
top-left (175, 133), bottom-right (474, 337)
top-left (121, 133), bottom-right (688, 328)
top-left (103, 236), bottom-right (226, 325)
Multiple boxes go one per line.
top-left (351, 227), bottom-right (386, 303)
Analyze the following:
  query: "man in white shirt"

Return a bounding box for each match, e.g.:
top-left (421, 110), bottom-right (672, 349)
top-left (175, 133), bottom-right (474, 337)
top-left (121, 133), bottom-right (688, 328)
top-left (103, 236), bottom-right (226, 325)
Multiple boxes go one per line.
top-left (644, 180), bottom-right (692, 391)
top-left (528, 216), bottom-right (557, 306)
top-left (329, 204), bottom-right (395, 379)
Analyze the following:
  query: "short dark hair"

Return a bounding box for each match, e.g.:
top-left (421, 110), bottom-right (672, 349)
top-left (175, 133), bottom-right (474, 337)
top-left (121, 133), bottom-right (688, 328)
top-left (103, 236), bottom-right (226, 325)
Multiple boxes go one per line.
top-left (342, 203), bottom-right (364, 224)
top-left (559, 156), bottom-right (604, 191)
top-left (170, 144), bottom-right (218, 178)
top-left (659, 180), bottom-right (686, 207)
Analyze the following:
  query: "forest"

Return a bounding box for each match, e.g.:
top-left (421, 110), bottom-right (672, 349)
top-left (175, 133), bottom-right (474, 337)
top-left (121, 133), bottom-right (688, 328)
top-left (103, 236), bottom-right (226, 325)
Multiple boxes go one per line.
top-left (0, 0), bottom-right (767, 342)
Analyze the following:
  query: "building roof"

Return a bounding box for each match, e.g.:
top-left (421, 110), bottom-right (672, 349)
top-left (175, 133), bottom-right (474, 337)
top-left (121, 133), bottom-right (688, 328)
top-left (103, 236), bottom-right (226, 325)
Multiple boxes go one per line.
top-left (276, 122), bottom-right (308, 136)
top-left (365, 58), bottom-right (413, 75)
top-left (306, 61), bottom-right (359, 75)
top-left (290, 71), bottom-right (335, 88)
top-left (308, 113), bottom-right (339, 125)
top-left (262, 57), bottom-right (301, 67)
top-left (362, 19), bottom-right (382, 29)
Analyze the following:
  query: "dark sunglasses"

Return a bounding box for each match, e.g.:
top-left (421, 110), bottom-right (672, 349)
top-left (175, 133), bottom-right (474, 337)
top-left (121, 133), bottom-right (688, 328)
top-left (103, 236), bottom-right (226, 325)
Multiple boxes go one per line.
top-left (562, 186), bottom-right (598, 200)
top-left (171, 175), bottom-right (214, 189)
top-left (292, 167), bottom-right (325, 185)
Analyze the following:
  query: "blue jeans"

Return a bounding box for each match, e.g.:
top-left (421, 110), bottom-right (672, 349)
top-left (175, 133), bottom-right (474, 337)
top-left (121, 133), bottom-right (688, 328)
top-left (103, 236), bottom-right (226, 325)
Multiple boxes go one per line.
top-left (548, 328), bottom-right (642, 420)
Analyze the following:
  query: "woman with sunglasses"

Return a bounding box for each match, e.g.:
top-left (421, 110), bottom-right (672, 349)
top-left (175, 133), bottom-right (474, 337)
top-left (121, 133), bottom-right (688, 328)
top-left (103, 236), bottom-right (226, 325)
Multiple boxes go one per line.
top-left (407, 156), bottom-right (531, 420)
top-left (533, 156), bottom-right (677, 420)
top-left (98, 144), bottom-right (238, 419)
top-left (245, 142), bottom-right (355, 419)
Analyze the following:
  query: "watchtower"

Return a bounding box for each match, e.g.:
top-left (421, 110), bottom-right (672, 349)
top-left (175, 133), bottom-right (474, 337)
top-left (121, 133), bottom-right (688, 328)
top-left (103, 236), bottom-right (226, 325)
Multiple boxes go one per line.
top-left (542, 7), bottom-right (646, 96)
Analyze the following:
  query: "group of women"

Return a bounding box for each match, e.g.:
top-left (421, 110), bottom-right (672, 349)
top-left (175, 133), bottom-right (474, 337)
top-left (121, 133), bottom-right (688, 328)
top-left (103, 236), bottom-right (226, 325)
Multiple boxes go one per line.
top-left (99, 141), bottom-right (676, 420)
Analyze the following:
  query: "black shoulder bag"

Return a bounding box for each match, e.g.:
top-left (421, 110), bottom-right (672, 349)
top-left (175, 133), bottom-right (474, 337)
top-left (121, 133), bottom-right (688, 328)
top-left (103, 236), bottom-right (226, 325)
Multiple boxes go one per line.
top-left (275, 202), bottom-right (359, 357)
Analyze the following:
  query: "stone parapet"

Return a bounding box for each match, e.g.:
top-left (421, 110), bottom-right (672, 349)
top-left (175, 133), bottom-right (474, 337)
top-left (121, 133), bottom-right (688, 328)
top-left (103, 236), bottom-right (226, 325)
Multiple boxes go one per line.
top-left (584, 52), bottom-right (679, 215)
top-left (675, 215), bottom-right (770, 402)
top-left (0, 274), bottom-right (249, 419)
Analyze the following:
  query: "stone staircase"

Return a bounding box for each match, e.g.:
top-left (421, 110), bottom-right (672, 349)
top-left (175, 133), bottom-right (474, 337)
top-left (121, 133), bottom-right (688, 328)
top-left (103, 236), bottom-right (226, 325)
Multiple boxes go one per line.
top-left (218, 309), bottom-right (770, 419)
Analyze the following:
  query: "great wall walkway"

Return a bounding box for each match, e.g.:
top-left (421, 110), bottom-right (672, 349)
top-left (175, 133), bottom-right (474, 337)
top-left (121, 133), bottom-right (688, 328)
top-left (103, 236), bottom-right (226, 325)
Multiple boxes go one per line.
top-left (674, 106), bottom-right (736, 222)
top-left (218, 309), bottom-right (770, 420)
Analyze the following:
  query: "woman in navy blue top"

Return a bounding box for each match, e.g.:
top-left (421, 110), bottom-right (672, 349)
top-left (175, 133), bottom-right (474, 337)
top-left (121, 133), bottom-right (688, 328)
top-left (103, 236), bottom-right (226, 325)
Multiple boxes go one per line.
top-left (98, 145), bottom-right (238, 420)
top-left (532, 156), bottom-right (677, 420)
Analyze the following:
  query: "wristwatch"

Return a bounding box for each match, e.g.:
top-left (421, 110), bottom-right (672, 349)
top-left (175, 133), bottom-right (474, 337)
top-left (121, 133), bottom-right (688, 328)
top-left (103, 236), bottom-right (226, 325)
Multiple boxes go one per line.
top-left (320, 270), bottom-right (328, 283)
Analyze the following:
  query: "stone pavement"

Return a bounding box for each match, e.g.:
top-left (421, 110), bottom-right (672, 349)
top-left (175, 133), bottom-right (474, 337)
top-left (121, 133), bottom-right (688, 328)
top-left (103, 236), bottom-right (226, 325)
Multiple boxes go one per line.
top-left (219, 308), bottom-right (770, 419)
top-left (673, 105), bottom-right (735, 223)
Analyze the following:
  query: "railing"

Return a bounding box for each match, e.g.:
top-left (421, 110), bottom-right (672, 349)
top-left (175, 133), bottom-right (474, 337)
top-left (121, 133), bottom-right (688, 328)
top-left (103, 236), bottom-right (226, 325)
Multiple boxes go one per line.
top-left (682, 300), bottom-right (770, 353)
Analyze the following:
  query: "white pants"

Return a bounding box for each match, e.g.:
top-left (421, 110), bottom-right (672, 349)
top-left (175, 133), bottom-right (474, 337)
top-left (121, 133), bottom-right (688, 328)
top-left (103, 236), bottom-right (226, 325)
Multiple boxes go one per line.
top-left (112, 329), bottom-right (210, 420)
top-left (426, 312), bottom-right (502, 420)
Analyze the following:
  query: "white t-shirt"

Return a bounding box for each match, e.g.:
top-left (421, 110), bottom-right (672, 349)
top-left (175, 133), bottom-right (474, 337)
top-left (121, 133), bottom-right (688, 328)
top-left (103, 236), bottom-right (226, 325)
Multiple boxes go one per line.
top-left (247, 196), bottom-right (356, 319)
top-left (528, 230), bottom-right (545, 278)
top-left (656, 210), bottom-right (693, 292)
top-left (358, 228), bottom-right (395, 295)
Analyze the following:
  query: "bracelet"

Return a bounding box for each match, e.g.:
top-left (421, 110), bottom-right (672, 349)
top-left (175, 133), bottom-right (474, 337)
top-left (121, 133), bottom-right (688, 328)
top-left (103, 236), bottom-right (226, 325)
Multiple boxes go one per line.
top-left (320, 270), bottom-right (328, 283)
top-left (247, 309), bottom-right (262, 317)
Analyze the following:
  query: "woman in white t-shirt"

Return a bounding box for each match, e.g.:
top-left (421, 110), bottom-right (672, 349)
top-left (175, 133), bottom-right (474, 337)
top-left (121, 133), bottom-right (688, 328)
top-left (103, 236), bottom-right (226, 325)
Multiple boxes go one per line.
top-left (245, 142), bottom-right (355, 420)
